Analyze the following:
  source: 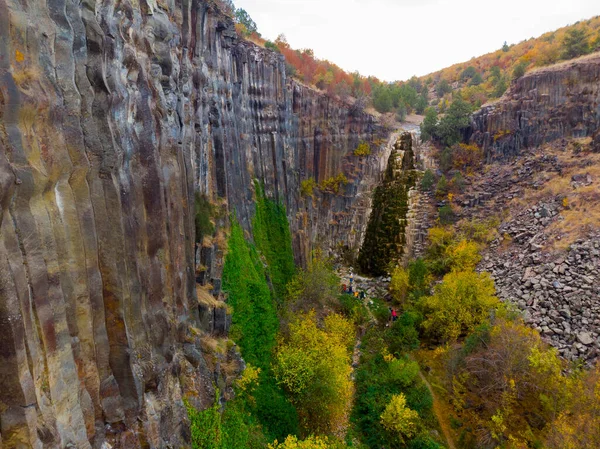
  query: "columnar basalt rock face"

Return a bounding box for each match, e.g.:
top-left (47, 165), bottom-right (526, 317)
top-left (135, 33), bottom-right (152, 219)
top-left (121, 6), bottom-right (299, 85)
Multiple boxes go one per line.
top-left (470, 53), bottom-right (600, 159)
top-left (0, 0), bottom-right (387, 447)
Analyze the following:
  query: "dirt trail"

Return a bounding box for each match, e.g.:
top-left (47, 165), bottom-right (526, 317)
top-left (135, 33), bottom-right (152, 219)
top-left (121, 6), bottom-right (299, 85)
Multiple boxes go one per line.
top-left (417, 371), bottom-right (456, 449)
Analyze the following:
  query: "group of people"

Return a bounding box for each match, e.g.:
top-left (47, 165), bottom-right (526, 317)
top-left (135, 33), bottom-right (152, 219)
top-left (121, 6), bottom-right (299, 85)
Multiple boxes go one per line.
top-left (341, 272), bottom-right (366, 300)
top-left (340, 271), bottom-right (397, 322)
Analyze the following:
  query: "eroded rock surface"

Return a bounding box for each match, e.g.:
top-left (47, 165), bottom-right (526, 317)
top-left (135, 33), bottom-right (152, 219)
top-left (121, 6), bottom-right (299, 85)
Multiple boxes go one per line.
top-left (470, 53), bottom-right (600, 159)
top-left (0, 1), bottom-right (388, 447)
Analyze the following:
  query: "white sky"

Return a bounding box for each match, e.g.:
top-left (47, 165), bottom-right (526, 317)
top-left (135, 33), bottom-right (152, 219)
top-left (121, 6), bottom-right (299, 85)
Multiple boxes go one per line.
top-left (233, 0), bottom-right (599, 81)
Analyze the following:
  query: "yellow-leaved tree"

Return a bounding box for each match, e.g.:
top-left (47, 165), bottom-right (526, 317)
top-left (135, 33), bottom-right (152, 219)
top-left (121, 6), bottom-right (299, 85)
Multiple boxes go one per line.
top-left (268, 435), bottom-right (340, 448)
top-left (421, 270), bottom-right (500, 342)
top-left (380, 393), bottom-right (420, 443)
top-left (445, 239), bottom-right (481, 271)
top-left (274, 312), bottom-right (354, 435)
top-left (545, 365), bottom-right (600, 449)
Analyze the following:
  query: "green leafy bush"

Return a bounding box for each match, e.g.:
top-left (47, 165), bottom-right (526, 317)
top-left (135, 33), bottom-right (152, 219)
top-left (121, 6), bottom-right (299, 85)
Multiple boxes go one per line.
top-left (253, 374), bottom-right (299, 442)
top-left (300, 178), bottom-right (317, 197)
top-left (387, 312), bottom-right (421, 355)
top-left (420, 169), bottom-right (435, 191)
top-left (285, 255), bottom-right (340, 314)
top-left (438, 204), bottom-right (455, 225)
top-left (222, 220), bottom-right (278, 369)
top-left (195, 193), bottom-right (215, 244)
top-left (354, 142), bottom-right (372, 157)
top-left (351, 327), bottom-right (437, 449)
top-left (253, 182), bottom-right (296, 302)
top-left (434, 175), bottom-right (448, 199)
top-left (265, 41), bottom-right (281, 53)
top-left (320, 173), bottom-right (349, 194)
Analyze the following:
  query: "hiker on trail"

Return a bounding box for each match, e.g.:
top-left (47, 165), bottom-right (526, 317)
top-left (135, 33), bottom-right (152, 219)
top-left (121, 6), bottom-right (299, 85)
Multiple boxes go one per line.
top-left (391, 309), bottom-right (398, 322)
top-left (354, 291), bottom-right (359, 299)
top-left (360, 291), bottom-right (365, 300)
top-left (341, 284), bottom-right (347, 293)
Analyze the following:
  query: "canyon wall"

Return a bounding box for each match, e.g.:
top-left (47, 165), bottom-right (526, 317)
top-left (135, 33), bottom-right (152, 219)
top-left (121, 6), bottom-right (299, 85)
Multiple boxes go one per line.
top-left (470, 53), bottom-right (600, 159)
top-left (0, 0), bottom-right (388, 447)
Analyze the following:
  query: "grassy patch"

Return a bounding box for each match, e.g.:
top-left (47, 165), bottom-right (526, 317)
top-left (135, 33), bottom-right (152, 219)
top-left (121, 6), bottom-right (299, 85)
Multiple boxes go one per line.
top-left (252, 181), bottom-right (296, 302)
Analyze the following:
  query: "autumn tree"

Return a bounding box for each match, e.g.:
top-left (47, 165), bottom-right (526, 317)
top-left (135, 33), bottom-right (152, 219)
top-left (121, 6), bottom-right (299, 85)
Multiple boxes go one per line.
top-left (420, 269), bottom-right (500, 342)
top-left (268, 435), bottom-right (345, 449)
top-left (452, 142), bottom-right (483, 171)
top-left (274, 312), bottom-right (354, 434)
top-left (285, 255), bottom-right (340, 314)
top-left (380, 394), bottom-right (420, 443)
top-left (450, 320), bottom-right (572, 448)
top-left (545, 365), bottom-right (600, 449)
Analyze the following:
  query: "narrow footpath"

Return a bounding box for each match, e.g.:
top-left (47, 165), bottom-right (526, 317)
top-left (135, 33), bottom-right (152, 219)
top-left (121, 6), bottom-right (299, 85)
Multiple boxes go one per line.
top-left (417, 370), bottom-right (456, 449)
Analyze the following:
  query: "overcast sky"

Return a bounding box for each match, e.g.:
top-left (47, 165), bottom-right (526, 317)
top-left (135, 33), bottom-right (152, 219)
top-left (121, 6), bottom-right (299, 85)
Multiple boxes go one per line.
top-left (233, 0), bottom-right (599, 81)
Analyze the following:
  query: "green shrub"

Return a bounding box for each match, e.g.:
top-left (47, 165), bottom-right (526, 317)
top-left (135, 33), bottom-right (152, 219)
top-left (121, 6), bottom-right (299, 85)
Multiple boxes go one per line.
top-left (265, 41), bottom-right (280, 53)
top-left (300, 178), bottom-right (317, 197)
top-left (222, 220), bottom-right (278, 369)
top-left (420, 169), bottom-right (435, 191)
top-left (438, 204), bottom-right (455, 225)
top-left (186, 397), bottom-right (222, 449)
top-left (512, 61), bottom-right (528, 80)
top-left (253, 374), bottom-right (299, 442)
top-left (354, 142), bottom-right (372, 157)
top-left (186, 390), bottom-right (269, 449)
top-left (407, 259), bottom-right (430, 301)
top-left (451, 172), bottom-right (465, 193)
top-left (195, 193), bottom-right (215, 244)
top-left (253, 182), bottom-right (296, 302)
top-left (438, 147), bottom-right (453, 173)
top-left (407, 435), bottom-right (444, 449)
top-left (420, 108), bottom-right (438, 142)
top-left (435, 98), bottom-right (472, 147)
top-left (320, 173), bottom-right (349, 194)
top-left (338, 294), bottom-right (370, 326)
top-left (369, 297), bottom-right (392, 325)
top-left (285, 255), bottom-right (340, 314)
top-left (435, 175), bottom-right (448, 199)
top-left (387, 312), bottom-right (421, 355)
top-left (351, 327), bottom-right (437, 449)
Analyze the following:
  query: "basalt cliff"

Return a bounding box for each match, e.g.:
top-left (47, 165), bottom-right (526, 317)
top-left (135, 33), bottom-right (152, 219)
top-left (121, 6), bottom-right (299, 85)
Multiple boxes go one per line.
top-left (0, 1), bottom-right (390, 447)
top-left (470, 52), bottom-right (600, 159)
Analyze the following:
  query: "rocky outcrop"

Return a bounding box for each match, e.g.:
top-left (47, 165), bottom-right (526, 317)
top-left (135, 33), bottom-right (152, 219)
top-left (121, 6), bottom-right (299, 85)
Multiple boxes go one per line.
top-left (0, 0), bottom-right (388, 447)
top-left (470, 53), bottom-right (600, 159)
top-left (454, 148), bottom-right (600, 366)
top-left (484, 210), bottom-right (600, 365)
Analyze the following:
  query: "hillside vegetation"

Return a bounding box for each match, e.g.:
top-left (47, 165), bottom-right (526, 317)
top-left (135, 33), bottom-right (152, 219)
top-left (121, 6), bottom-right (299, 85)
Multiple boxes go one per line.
top-left (219, 0), bottom-right (600, 120)
top-left (418, 16), bottom-right (600, 110)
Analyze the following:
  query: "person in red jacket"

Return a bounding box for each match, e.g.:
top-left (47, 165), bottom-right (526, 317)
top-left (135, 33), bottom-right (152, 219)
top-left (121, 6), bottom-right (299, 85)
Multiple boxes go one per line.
top-left (391, 309), bottom-right (398, 322)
